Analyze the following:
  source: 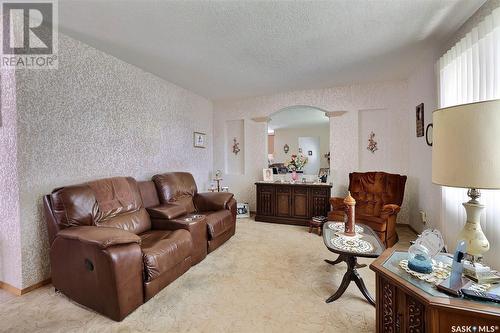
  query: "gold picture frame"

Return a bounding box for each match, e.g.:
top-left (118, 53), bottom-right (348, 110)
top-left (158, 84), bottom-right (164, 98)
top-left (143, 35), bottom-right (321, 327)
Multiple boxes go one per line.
top-left (193, 132), bottom-right (206, 148)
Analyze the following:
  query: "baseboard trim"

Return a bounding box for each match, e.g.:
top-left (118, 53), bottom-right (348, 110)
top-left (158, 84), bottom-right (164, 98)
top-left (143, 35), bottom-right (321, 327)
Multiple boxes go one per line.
top-left (0, 278), bottom-right (51, 296)
top-left (398, 223), bottom-right (419, 235)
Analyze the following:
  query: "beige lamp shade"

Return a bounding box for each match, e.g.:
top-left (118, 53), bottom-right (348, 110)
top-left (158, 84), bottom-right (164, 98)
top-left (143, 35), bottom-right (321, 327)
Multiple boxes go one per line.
top-left (432, 99), bottom-right (500, 189)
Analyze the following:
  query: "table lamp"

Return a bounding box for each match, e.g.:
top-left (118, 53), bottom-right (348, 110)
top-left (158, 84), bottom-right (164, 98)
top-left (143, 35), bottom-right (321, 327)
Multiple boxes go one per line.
top-left (432, 99), bottom-right (500, 259)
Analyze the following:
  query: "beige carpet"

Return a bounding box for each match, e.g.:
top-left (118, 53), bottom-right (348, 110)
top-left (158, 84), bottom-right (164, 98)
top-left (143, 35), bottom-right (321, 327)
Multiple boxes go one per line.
top-left (0, 219), bottom-right (414, 333)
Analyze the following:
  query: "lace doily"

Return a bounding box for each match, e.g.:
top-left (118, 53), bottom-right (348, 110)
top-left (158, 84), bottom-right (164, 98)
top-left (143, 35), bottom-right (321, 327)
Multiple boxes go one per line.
top-left (328, 222), bottom-right (364, 233)
top-left (398, 259), bottom-right (490, 292)
top-left (331, 236), bottom-right (374, 253)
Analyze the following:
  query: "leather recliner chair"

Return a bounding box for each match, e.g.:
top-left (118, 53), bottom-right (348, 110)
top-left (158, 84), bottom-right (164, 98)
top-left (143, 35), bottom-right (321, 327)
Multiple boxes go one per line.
top-left (328, 171), bottom-right (407, 247)
top-left (151, 172), bottom-right (237, 253)
top-left (43, 177), bottom-right (194, 321)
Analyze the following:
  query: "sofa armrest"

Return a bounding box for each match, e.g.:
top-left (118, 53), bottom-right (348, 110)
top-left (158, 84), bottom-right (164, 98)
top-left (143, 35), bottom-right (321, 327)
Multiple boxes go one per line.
top-left (147, 203), bottom-right (187, 220)
top-left (50, 227), bottom-right (144, 321)
top-left (380, 204), bottom-right (401, 218)
top-left (55, 226), bottom-right (141, 249)
top-left (330, 197), bottom-right (346, 211)
top-left (194, 192), bottom-right (234, 212)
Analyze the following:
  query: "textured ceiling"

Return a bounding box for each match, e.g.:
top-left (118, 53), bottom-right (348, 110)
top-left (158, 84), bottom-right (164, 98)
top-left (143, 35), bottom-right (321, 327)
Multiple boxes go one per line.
top-left (58, 0), bottom-right (485, 100)
top-left (268, 106), bottom-right (328, 132)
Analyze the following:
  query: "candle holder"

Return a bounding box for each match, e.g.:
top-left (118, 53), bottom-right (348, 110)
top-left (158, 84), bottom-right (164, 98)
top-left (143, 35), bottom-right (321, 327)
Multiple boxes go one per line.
top-left (344, 191), bottom-right (356, 236)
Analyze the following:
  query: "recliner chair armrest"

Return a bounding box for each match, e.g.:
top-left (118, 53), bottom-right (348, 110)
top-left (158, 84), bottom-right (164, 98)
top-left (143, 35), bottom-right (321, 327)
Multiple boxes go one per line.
top-left (194, 192), bottom-right (234, 211)
top-left (329, 197), bottom-right (346, 211)
top-left (55, 226), bottom-right (141, 249)
top-left (380, 204), bottom-right (401, 218)
top-left (147, 203), bottom-right (187, 220)
top-left (50, 226), bottom-right (144, 321)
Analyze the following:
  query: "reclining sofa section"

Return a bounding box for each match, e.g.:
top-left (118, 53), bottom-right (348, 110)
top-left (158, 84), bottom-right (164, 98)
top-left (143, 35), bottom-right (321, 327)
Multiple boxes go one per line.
top-left (43, 173), bottom-right (236, 321)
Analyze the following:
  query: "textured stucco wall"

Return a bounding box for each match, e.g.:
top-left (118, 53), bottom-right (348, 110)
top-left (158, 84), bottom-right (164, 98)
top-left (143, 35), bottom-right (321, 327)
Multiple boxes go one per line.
top-left (213, 81), bottom-right (410, 224)
top-left (15, 33), bottom-right (213, 288)
top-left (0, 69), bottom-right (22, 289)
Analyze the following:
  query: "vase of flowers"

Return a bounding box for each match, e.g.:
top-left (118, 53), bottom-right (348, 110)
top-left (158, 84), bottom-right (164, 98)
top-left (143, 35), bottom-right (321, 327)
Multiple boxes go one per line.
top-left (287, 154), bottom-right (308, 181)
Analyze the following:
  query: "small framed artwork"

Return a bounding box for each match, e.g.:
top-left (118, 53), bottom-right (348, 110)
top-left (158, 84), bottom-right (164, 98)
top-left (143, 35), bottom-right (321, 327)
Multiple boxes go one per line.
top-left (263, 168), bottom-right (273, 182)
top-left (318, 168), bottom-right (330, 183)
top-left (416, 103), bottom-right (424, 137)
top-left (193, 132), bottom-right (206, 148)
top-left (308, 150), bottom-right (313, 156)
top-left (236, 202), bottom-right (250, 218)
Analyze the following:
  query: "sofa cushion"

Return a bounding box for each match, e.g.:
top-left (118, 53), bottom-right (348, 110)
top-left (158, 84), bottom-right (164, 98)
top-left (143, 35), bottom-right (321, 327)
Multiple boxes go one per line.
top-left (50, 177), bottom-right (151, 235)
top-left (140, 229), bottom-right (192, 282)
top-left (152, 172), bottom-right (197, 213)
top-left (202, 210), bottom-right (233, 239)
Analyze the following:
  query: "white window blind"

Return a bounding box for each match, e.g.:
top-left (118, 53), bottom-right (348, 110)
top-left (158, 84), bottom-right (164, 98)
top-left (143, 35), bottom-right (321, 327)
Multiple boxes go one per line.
top-left (437, 7), bottom-right (500, 266)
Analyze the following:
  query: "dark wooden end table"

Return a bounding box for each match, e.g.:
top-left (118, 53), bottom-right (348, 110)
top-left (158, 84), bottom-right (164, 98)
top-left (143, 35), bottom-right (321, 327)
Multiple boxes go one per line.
top-left (322, 221), bottom-right (385, 306)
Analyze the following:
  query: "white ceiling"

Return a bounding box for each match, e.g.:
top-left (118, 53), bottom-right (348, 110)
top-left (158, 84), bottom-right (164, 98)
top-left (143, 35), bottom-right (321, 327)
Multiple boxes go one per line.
top-left (268, 106), bottom-right (329, 133)
top-left (58, 0), bottom-right (485, 100)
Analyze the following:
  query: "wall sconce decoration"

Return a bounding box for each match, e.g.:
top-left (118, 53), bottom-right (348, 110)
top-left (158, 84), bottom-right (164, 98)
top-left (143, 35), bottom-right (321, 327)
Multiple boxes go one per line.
top-left (324, 152), bottom-right (330, 163)
top-left (283, 144), bottom-right (290, 154)
top-left (232, 137), bottom-right (241, 155)
top-left (367, 132), bottom-right (378, 153)
top-left (426, 123), bottom-right (433, 146)
top-left (308, 150), bottom-right (313, 156)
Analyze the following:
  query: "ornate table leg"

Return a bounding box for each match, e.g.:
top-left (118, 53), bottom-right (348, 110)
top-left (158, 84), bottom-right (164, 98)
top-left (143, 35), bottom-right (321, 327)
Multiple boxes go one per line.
top-left (325, 254), bottom-right (366, 268)
top-left (352, 269), bottom-right (375, 306)
top-left (325, 255), bottom-right (375, 306)
top-left (325, 267), bottom-right (351, 303)
top-left (324, 254), bottom-right (347, 266)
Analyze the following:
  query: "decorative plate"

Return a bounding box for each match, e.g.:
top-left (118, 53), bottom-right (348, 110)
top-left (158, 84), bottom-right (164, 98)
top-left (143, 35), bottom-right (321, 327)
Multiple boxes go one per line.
top-left (331, 236), bottom-right (374, 253)
top-left (328, 222), bottom-right (364, 233)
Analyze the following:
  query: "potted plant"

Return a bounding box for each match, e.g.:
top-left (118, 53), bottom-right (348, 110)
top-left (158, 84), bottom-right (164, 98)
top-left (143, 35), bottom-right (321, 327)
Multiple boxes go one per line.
top-left (286, 154), bottom-right (308, 181)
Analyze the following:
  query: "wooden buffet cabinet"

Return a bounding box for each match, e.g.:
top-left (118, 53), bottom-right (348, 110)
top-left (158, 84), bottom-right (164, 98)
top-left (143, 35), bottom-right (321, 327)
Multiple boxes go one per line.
top-left (254, 181), bottom-right (332, 226)
top-left (370, 248), bottom-right (500, 332)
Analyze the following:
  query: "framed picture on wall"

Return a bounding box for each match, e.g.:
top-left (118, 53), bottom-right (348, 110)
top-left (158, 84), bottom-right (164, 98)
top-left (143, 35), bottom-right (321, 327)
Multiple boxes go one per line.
top-left (416, 103), bottom-right (424, 137)
top-left (193, 132), bottom-right (206, 148)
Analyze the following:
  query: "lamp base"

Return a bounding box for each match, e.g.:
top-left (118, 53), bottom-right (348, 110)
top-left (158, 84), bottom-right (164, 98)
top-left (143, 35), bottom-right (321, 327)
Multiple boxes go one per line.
top-left (458, 197), bottom-right (489, 259)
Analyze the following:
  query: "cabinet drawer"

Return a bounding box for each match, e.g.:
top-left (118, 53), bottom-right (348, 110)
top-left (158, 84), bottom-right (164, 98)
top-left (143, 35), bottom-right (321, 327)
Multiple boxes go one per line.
top-left (258, 185), bottom-right (274, 193)
top-left (277, 187), bottom-right (291, 194)
top-left (293, 187), bottom-right (308, 195)
top-left (312, 188), bottom-right (328, 196)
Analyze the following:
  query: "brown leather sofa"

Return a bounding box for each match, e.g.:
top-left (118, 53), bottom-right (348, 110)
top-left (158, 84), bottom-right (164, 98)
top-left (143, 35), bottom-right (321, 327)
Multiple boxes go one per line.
top-left (328, 172), bottom-right (406, 247)
top-left (43, 174), bottom-right (236, 321)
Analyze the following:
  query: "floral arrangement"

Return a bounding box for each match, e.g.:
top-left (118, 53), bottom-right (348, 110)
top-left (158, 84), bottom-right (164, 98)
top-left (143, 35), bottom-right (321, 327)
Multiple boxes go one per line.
top-left (286, 154), bottom-right (308, 171)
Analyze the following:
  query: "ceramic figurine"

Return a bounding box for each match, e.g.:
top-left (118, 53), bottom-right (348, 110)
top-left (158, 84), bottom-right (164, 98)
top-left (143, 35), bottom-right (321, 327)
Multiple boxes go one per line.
top-left (344, 191), bottom-right (356, 236)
